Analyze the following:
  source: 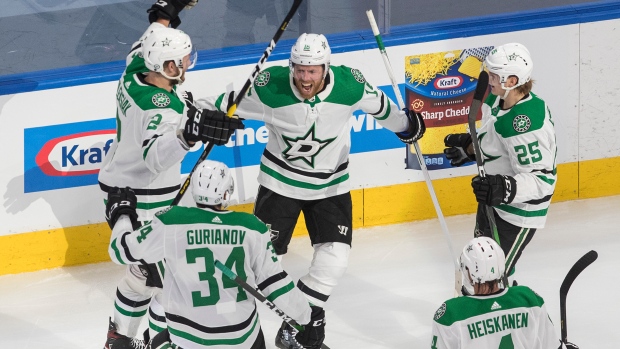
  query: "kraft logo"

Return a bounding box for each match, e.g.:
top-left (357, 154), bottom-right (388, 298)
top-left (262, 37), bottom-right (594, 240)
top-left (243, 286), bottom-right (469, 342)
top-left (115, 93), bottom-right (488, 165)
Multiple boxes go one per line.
top-left (35, 130), bottom-right (115, 176)
top-left (434, 76), bottom-right (463, 90)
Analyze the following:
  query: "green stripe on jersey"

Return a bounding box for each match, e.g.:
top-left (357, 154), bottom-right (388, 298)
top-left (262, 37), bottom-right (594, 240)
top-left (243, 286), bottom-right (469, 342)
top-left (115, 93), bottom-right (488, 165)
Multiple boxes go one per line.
top-left (266, 281), bottom-right (295, 302)
top-left (156, 207), bottom-right (268, 234)
top-left (536, 175), bottom-right (556, 185)
top-left (110, 239), bottom-right (127, 265)
top-left (260, 163), bottom-right (349, 190)
top-left (434, 286), bottom-right (544, 326)
top-left (373, 99), bottom-right (391, 120)
top-left (496, 204), bottom-right (548, 218)
top-left (168, 315), bottom-right (259, 346)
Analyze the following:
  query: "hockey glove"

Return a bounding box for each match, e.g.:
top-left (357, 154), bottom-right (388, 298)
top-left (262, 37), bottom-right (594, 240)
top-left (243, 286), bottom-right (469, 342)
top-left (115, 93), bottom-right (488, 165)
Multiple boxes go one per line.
top-left (444, 133), bottom-right (476, 167)
top-left (200, 109), bottom-right (245, 146)
top-left (396, 108), bottom-right (426, 144)
top-left (471, 174), bottom-right (517, 207)
top-left (295, 306), bottom-right (326, 349)
top-left (105, 187), bottom-right (138, 229)
top-left (147, 0), bottom-right (198, 28)
top-left (182, 104), bottom-right (205, 145)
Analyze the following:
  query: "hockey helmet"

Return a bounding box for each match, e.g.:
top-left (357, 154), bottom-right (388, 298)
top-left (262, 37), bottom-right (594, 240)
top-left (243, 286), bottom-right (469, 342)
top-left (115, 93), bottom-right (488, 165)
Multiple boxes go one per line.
top-left (142, 27), bottom-right (197, 81)
top-left (290, 33), bottom-right (331, 78)
top-left (191, 160), bottom-right (235, 208)
top-left (460, 237), bottom-right (506, 294)
top-left (484, 43), bottom-right (533, 91)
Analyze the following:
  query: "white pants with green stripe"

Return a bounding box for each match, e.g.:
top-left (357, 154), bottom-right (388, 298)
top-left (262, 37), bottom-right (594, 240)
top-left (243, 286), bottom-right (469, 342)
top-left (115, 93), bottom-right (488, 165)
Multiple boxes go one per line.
top-left (114, 264), bottom-right (167, 338)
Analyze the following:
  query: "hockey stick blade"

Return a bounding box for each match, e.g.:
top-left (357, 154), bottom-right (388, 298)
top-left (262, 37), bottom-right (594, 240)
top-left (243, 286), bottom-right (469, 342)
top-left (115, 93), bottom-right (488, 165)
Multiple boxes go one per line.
top-left (560, 250), bottom-right (598, 344)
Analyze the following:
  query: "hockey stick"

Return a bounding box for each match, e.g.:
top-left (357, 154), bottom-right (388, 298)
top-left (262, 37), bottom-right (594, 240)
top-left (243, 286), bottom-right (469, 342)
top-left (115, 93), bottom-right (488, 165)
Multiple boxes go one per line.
top-left (560, 250), bottom-right (598, 347)
top-left (171, 0), bottom-right (304, 206)
top-left (366, 10), bottom-right (461, 296)
top-left (466, 71), bottom-right (509, 285)
top-left (214, 260), bottom-right (331, 349)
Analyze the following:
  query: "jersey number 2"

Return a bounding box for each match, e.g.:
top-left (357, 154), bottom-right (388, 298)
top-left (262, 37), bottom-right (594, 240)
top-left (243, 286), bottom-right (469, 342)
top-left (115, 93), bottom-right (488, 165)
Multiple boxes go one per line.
top-left (186, 246), bottom-right (248, 307)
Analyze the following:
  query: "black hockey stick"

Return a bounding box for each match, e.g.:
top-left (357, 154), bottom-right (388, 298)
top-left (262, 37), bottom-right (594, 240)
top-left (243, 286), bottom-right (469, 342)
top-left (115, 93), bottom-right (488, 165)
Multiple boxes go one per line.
top-left (560, 250), bottom-right (598, 347)
top-left (214, 261), bottom-right (331, 349)
top-left (171, 0), bottom-right (304, 206)
top-left (466, 71), bottom-right (510, 286)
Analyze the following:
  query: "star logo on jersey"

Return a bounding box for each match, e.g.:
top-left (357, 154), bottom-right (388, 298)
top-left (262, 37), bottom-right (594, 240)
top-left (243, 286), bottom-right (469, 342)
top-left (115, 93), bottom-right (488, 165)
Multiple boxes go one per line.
top-left (255, 71), bottom-right (270, 87)
top-left (281, 124), bottom-right (336, 168)
top-left (513, 115), bottom-right (531, 133)
top-left (350, 68), bottom-right (366, 84)
top-left (434, 303), bottom-right (446, 320)
top-left (152, 93), bottom-right (171, 108)
top-left (162, 38), bottom-right (172, 46)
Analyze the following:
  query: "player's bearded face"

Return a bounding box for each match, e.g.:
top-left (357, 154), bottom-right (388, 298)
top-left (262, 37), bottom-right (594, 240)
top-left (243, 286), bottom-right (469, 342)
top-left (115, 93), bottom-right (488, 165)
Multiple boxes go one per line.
top-left (293, 64), bottom-right (325, 99)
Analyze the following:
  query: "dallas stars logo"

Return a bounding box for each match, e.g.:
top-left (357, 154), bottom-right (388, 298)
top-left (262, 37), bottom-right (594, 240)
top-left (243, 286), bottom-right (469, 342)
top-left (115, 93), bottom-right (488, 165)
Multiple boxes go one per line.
top-left (162, 38), bottom-right (172, 46)
top-left (321, 41), bottom-right (327, 49)
top-left (281, 124), bottom-right (335, 168)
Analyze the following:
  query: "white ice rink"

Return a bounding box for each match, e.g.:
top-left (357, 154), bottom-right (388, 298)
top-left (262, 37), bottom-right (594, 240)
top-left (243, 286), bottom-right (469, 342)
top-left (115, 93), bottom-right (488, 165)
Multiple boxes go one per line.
top-left (1, 195), bottom-right (618, 348)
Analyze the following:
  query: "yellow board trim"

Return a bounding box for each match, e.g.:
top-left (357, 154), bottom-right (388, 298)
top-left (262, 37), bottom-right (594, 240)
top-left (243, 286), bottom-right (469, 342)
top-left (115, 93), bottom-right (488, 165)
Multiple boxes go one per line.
top-left (0, 158), bottom-right (615, 276)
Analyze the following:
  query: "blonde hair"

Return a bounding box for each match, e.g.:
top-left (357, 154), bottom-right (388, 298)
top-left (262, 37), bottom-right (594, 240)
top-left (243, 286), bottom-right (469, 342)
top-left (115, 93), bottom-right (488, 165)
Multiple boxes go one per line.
top-left (514, 78), bottom-right (534, 95)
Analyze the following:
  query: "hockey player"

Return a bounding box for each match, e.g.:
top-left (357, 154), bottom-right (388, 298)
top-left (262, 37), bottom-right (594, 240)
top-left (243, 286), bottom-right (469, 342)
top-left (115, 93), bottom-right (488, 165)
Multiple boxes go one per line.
top-left (105, 160), bottom-right (325, 349)
top-left (443, 43), bottom-right (556, 283)
top-left (195, 33), bottom-right (425, 347)
top-left (98, 0), bottom-right (244, 347)
top-left (430, 236), bottom-right (563, 349)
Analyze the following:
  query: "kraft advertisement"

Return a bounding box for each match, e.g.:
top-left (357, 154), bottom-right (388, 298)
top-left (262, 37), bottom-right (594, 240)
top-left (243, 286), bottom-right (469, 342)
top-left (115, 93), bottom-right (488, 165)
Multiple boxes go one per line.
top-left (404, 46), bottom-right (493, 170)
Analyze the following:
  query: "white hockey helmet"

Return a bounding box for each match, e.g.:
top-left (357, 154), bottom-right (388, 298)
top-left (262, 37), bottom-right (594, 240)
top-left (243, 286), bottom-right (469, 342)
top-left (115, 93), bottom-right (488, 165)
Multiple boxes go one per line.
top-left (484, 43), bottom-right (533, 91)
top-left (460, 237), bottom-right (506, 293)
top-left (142, 27), bottom-right (197, 81)
top-left (289, 33), bottom-right (331, 78)
top-left (191, 160), bottom-right (234, 208)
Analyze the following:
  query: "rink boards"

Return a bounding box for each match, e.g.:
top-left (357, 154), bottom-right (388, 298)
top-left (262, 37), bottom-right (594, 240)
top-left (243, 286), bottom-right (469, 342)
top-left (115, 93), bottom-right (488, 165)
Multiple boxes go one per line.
top-left (1, 5), bottom-right (619, 275)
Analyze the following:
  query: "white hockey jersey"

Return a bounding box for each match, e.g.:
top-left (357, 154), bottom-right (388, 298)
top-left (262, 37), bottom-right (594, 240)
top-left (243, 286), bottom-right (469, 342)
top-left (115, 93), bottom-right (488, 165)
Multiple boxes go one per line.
top-left (109, 207), bottom-right (311, 349)
top-left (431, 286), bottom-right (559, 349)
top-left (478, 93), bottom-right (557, 228)
top-left (98, 22), bottom-right (190, 220)
top-left (197, 65), bottom-right (409, 200)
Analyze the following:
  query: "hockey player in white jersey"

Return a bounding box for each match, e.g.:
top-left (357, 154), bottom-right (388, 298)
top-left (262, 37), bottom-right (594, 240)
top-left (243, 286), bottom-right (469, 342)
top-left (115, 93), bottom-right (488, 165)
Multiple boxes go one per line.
top-left (431, 236), bottom-right (562, 349)
top-left (105, 160), bottom-right (325, 349)
top-left (443, 43), bottom-right (556, 283)
top-left (98, 1), bottom-right (244, 348)
top-left (195, 33), bottom-right (425, 348)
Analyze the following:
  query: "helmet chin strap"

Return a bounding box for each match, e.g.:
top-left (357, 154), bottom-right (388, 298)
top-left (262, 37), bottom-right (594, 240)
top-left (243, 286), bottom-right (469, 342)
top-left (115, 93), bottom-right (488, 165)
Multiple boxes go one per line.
top-left (160, 63), bottom-right (184, 85)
